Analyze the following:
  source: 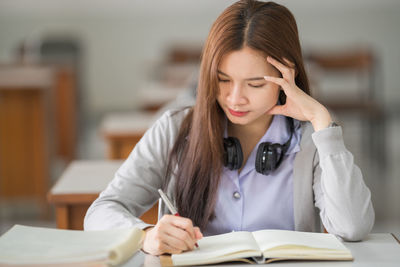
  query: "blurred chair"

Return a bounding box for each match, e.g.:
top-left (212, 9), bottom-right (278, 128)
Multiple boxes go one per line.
top-left (305, 48), bottom-right (385, 170)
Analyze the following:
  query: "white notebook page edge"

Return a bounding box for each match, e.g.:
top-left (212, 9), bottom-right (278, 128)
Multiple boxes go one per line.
top-left (252, 230), bottom-right (349, 253)
top-left (172, 231), bottom-right (261, 265)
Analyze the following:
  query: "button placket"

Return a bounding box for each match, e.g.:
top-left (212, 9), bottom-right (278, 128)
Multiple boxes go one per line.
top-left (227, 171), bottom-right (243, 231)
top-left (234, 176), bottom-right (244, 231)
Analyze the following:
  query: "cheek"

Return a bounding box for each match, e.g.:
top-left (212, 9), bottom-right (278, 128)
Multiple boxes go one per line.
top-left (217, 84), bottom-right (229, 100)
top-left (267, 84), bottom-right (281, 102)
top-left (250, 88), bottom-right (280, 110)
top-left (259, 85), bottom-right (280, 101)
top-left (218, 83), bottom-right (229, 95)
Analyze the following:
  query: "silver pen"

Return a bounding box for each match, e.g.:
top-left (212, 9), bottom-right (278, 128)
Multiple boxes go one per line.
top-left (157, 189), bottom-right (179, 216)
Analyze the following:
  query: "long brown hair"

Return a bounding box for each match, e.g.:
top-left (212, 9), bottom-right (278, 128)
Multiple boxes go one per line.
top-left (164, 0), bottom-right (310, 230)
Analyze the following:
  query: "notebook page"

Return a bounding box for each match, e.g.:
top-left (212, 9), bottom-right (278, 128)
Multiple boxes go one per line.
top-left (104, 226), bottom-right (144, 265)
top-left (172, 231), bottom-right (261, 266)
top-left (252, 230), bottom-right (349, 253)
top-left (0, 225), bottom-right (142, 265)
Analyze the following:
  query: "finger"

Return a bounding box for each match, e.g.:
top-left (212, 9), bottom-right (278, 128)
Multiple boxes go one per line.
top-left (157, 215), bottom-right (195, 250)
top-left (264, 76), bottom-right (288, 89)
top-left (283, 57), bottom-right (297, 77)
top-left (168, 216), bottom-right (196, 240)
top-left (161, 228), bottom-right (193, 251)
top-left (267, 56), bottom-right (295, 79)
top-left (267, 105), bottom-right (287, 116)
top-left (161, 241), bottom-right (183, 255)
top-left (282, 57), bottom-right (295, 68)
top-left (159, 216), bottom-right (196, 250)
top-left (165, 225), bottom-right (196, 250)
top-left (194, 227), bottom-right (203, 240)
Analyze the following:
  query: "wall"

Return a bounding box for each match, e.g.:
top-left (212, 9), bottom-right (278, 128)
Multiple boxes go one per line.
top-left (0, 0), bottom-right (399, 115)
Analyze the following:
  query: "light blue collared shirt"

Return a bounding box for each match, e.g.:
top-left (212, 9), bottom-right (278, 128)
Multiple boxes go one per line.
top-left (204, 115), bottom-right (301, 236)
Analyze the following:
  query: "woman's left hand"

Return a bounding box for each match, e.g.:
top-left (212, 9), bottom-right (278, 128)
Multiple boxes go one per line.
top-left (264, 56), bottom-right (332, 131)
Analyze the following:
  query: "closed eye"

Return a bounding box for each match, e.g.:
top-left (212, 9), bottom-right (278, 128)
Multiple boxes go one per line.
top-left (249, 83), bottom-right (265, 88)
top-left (218, 78), bottom-right (230, 83)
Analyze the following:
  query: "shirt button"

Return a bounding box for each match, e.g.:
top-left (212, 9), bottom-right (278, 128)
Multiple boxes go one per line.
top-left (233, 191), bottom-right (241, 199)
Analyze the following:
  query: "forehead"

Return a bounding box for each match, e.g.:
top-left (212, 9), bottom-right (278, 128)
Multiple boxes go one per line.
top-left (218, 47), bottom-right (277, 77)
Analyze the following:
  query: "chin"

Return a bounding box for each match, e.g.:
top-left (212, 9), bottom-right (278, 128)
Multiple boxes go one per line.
top-left (226, 115), bottom-right (251, 125)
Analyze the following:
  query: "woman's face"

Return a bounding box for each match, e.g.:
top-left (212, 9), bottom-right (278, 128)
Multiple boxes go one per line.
top-left (216, 46), bottom-right (280, 128)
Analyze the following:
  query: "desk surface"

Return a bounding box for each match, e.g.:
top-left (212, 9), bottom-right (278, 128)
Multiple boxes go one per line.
top-left (50, 160), bottom-right (123, 195)
top-left (48, 159), bottom-right (158, 228)
top-left (0, 65), bottom-right (54, 88)
top-left (100, 111), bottom-right (156, 136)
top-left (122, 233), bottom-right (400, 267)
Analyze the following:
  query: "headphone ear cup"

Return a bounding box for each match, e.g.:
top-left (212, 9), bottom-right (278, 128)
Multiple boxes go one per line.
top-left (223, 137), bottom-right (243, 170)
top-left (256, 142), bottom-right (278, 175)
top-left (267, 146), bottom-right (278, 172)
top-left (255, 142), bottom-right (266, 174)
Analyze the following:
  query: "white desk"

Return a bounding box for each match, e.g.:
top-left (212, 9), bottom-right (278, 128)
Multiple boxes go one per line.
top-left (122, 233), bottom-right (400, 267)
top-left (100, 111), bottom-right (156, 159)
top-left (48, 159), bottom-right (159, 230)
top-left (48, 160), bottom-right (123, 229)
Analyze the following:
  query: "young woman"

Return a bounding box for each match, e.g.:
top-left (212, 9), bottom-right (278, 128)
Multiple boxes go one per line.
top-left (84, 0), bottom-right (374, 256)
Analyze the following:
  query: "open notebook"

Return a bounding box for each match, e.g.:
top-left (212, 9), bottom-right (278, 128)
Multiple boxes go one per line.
top-left (0, 225), bottom-right (144, 266)
top-left (161, 229), bottom-right (353, 266)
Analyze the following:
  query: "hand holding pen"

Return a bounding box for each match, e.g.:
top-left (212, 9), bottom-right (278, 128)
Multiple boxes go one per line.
top-left (158, 189), bottom-right (199, 248)
top-left (142, 189), bottom-right (203, 255)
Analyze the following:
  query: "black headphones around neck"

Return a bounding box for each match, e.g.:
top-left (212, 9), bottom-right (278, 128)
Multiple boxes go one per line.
top-left (223, 117), bottom-right (294, 175)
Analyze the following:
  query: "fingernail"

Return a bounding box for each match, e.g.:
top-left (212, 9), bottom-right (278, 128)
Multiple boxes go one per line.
top-left (264, 76), bottom-right (270, 79)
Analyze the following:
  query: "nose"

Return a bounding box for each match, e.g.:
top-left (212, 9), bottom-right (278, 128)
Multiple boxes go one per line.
top-left (227, 83), bottom-right (247, 107)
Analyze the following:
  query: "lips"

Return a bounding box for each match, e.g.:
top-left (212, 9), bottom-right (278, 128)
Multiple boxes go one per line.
top-left (228, 108), bottom-right (249, 117)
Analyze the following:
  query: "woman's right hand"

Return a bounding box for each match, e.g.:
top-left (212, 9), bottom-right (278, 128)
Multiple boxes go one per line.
top-left (142, 214), bottom-right (203, 255)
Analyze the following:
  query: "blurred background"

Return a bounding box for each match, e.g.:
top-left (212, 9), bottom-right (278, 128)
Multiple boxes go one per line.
top-left (0, 0), bottom-right (399, 235)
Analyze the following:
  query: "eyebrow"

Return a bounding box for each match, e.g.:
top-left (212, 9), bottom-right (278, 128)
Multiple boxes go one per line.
top-left (217, 70), bottom-right (265, 81)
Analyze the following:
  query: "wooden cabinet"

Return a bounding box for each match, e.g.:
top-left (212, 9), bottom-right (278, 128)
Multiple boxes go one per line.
top-left (53, 66), bottom-right (77, 162)
top-left (0, 66), bottom-right (53, 215)
top-left (0, 65), bottom-right (78, 217)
